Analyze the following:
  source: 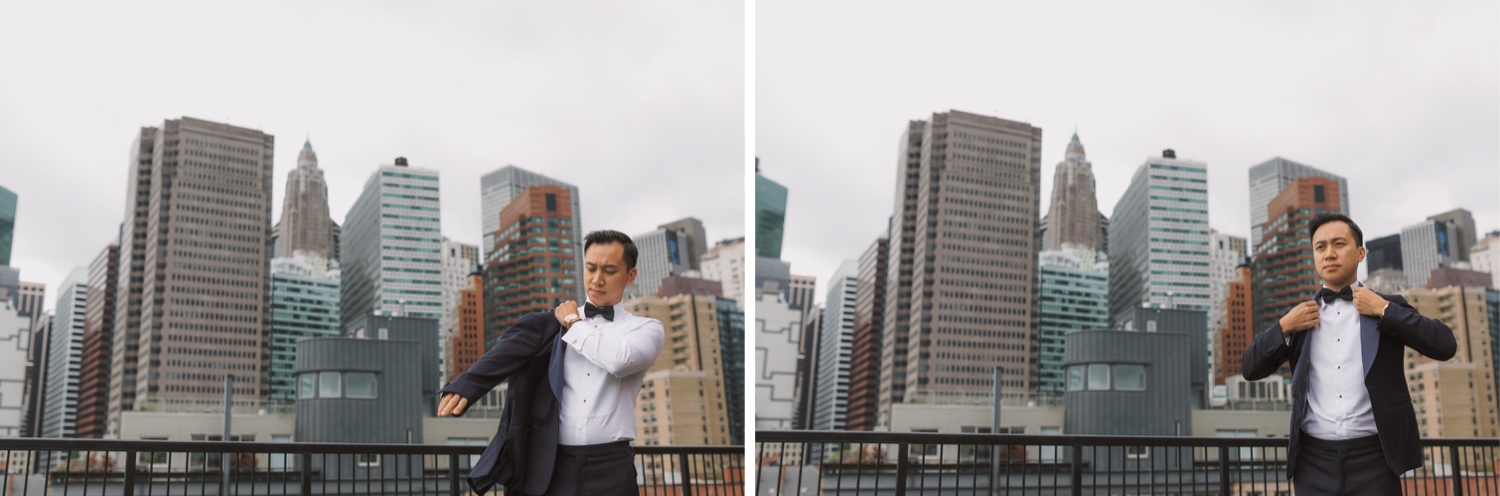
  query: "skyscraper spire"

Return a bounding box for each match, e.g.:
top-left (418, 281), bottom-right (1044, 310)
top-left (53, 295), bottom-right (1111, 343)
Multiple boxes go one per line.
top-left (298, 139), bottom-right (318, 169)
top-left (1044, 131), bottom-right (1103, 251)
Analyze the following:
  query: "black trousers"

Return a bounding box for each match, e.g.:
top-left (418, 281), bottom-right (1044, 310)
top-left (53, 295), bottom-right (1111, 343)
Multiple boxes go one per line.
top-left (526, 441), bottom-right (638, 496)
top-left (1294, 434), bottom-right (1400, 496)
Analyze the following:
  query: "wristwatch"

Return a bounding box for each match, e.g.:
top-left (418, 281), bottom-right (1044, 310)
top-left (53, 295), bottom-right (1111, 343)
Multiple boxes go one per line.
top-left (563, 314), bottom-right (581, 328)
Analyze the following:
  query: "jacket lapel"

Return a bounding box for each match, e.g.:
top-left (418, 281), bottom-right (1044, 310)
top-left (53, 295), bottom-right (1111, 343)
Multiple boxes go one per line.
top-left (548, 324), bottom-right (565, 402)
top-left (1359, 314), bottom-right (1378, 376)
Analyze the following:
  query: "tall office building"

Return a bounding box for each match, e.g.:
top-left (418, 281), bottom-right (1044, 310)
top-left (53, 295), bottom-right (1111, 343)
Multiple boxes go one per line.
top-left (125, 118), bottom-right (275, 412)
top-left (792, 305), bottom-right (822, 430)
top-left (17, 281), bottom-right (44, 335)
top-left (879, 122), bottom-right (923, 426)
top-left (754, 289), bottom-right (803, 430)
top-left (787, 274), bottom-right (816, 322)
top-left (658, 218), bottom-right (708, 271)
top-left (1472, 231), bottom-right (1500, 289)
top-left (0, 185), bottom-right (13, 266)
top-left (482, 185), bottom-right (577, 347)
top-left (1207, 231), bottom-right (1247, 383)
top-left (444, 268), bottom-right (485, 383)
top-left (0, 298), bottom-right (29, 436)
top-left (273, 141), bottom-right (339, 260)
top-left (1246, 157), bottom-right (1348, 252)
top-left (1037, 246), bottom-right (1109, 396)
top-left (631, 219), bottom-right (703, 298)
top-left (41, 267), bottom-right (88, 443)
top-left (714, 297), bottom-right (745, 444)
top-left (478, 166), bottom-right (581, 284)
top-left (1109, 149), bottom-right (1212, 327)
top-left (700, 237), bottom-right (746, 308)
top-left (110, 126), bottom-right (155, 430)
top-left (755, 159), bottom-right (788, 259)
top-left (1488, 289), bottom-right (1499, 398)
top-left (811, 260), bottom-right (857, 431)
top-left (627, 293), bottom-right (731, 446)
top-left (846, 239), bottom-right (886, 431)
top-left (1214, 263), bottom-right (1254, 386)
top-left (1251, 177), bottom-right (1345, 340)
top-left (894, 110), bottom-right (1044, 403)
top-left (269, 253), bottom-right (342, 403)
top-left (21, 314), bottom-right (50, 437)
top-left (1401, 285), bottom-right (1498, 439)
top-left (1401, 214), bottom-right (1466, 288)
top-left (75, 245), bottom-right (117, 438)
top-left (1428, 208), bottom-right (1477, 262)
top-left (1042, 133), bottom-right (1104, 252)
top-left (341, 157), bottom-right (444, 330)
top-left (439, 238), bottom-right (479, 342)
top-left (1366, 233), bottom-right (1403, 273)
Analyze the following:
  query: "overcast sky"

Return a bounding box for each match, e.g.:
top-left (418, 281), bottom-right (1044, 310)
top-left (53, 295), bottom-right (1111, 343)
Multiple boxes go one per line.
top-left (1, 1), bottom-right (744, 312)
top-left (758, 0), bottom-right (1499, 303)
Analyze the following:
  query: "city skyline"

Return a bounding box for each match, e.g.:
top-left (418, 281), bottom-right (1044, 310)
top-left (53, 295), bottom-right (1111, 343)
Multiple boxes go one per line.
top-left (759, 1), bottom-right (1498, 298)
top-left (0, 2), bottom-right (745, 311)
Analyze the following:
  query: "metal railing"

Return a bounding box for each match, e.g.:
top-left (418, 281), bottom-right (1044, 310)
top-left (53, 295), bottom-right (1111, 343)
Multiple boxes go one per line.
top-left (757, 430), bottom-right (1498, 495)
top-left (0, 438), bottom-right (742, 495)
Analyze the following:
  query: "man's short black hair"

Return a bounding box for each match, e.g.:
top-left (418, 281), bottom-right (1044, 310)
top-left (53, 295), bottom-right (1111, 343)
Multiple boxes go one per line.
top-left (1309, 213), bottom-right (1364, 247)
top-left (584, 230), bottom-right (638, 270)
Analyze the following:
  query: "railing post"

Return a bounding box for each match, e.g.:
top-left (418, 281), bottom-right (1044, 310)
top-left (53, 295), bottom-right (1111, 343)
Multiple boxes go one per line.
top-left (449, 454), bottom-right (460, 496)
top-left (895, 442), bottom-right (908, 496)
top-left (1449, 444), bottom-right (1463, 496)
top-left (124, 450), bottom-right (137, 496)
top-left (1218, 445), bottom-right (1231, 496)
top-left (1069, 444), bottom-right (1082, 496)
top-left (678, 450), bottom-right (694, 495)
top-left (299, 452), bottom-right (311, 496)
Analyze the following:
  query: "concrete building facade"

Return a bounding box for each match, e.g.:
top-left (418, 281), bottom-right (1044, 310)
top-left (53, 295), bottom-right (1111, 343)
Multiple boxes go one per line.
top-left (110, 127), bottom-right (155, 431)
top-left (273, 141), bottom-right (339, 260)
top-left (1042, 133), bottom-right (1104, 252)
top-left (478, 166), bottom-right (581, 280)
top-left (898, 111), bottom-right (1044, 403)
top-left (1402, 215), bottom-right (1466, 288)
top-left (700, 237), bottom-right (746, 308)
top-left (811, 261), bottom-right (858, 432)
top-left (879, 122), bottom-right (923, 427)
top-left (1214, 264), bottom-right (1254, 386)
top-left (630, 219), bottom-right (702, 299)
top-left (627, 294), bottom-right (731, 445)
top-left (122, 118), bottom-right (276, 415)
top-left (41, 267), bottom-right (88, 444)
top-left (340, 158), bottom-right (444, 329)
top-left (754, 290), bottom-right (802, 430)
top-left (1400, 285), bottom-right (1498, 440)
top-left (1208, 231), bottom-right (1247, 382)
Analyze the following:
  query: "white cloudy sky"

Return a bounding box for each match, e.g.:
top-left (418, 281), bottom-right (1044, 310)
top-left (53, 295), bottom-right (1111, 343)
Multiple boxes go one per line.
top-left (1, 1), bottom-right (744, 311)
top-left (758, 0), bottom-right (1499, 301)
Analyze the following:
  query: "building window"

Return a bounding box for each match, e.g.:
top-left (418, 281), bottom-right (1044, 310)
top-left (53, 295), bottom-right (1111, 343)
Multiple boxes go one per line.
top-left (346, 372), bottom-right (377, 399)
top-left (1067, 366), bottom-right (1084, 391)
top-left (356, 453), bottom-right (381, 467)
top-left (1126, 446), bottom-right (1150, 459)
top-left (299, 374), bottom-right (316, 399)
top-left (545, 193), bottom-right (557, 212)
top-left (1313, 185), bottom-right (1325, 204)
top-left (1088, 364), bottom-right (1110, 390)
top-left (320, 371), bottom-right (342, 398)
top-left (1115, 365), bottom-right (1146, 391)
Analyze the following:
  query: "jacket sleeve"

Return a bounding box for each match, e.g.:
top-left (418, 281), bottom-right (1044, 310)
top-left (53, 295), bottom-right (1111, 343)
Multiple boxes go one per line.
top-left (439, 312), bottom-right (555, 413)
top-left (1242, 312), bottom-right (1295, 381)
top-left (1378, 294), bottom-right (1457, 361)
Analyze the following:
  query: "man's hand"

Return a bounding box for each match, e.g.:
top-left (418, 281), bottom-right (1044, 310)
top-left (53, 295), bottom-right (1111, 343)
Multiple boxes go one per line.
top-left (1279, 300), bottom-right (1320, 337)
top-left (438, 392), bottom-right (469, 417)
top-left (1353, 286), bottom-right (1390, 319)
top-left (555, 301), bottom-right (579, 327)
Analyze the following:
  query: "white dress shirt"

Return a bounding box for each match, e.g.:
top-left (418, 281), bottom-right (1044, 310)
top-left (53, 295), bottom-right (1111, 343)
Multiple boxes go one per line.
top-left (1301, 283), bottom-right (1378, 440)
top-left (557, 301), bottom-right (664, 446)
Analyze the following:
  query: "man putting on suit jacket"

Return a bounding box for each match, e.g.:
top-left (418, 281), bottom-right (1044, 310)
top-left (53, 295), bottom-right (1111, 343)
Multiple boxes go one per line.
top-left (1242, 213), bottom-right (1456, 495)
top-left (437, 230), bottom-right (665, 496)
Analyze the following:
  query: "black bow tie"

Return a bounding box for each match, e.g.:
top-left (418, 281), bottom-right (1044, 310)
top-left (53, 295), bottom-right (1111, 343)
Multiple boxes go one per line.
top-left (1318, 286), bottom-right (1354, 304)
top-left (584, 302), bottom-right (614, 321)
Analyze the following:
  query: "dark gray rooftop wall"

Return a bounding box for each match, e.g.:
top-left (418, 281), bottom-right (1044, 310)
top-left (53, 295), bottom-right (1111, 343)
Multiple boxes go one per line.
top-left (294, 336), bottom-right (426, 479)
top-left (345, 314), bottom-right (441, 414)
top-left (1062, 307), bottom-right (1206, 470)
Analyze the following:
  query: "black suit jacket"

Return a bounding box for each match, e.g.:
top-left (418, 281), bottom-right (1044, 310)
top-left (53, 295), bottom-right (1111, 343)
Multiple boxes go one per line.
top-left (1241, 291), bottom-right (1457, 479)
top-left (440, 311), bottom-right (568, 495)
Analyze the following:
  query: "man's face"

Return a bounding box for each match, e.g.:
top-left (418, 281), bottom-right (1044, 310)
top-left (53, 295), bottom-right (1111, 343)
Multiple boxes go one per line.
top-left (1312, 220), bottom-right (1364, 289)
top-left (584, 242), bottom-right (636, 307)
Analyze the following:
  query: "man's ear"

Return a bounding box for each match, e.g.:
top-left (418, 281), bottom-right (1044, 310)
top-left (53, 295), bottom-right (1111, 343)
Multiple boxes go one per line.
top-left (626, 267), bottom-right (637, 285)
